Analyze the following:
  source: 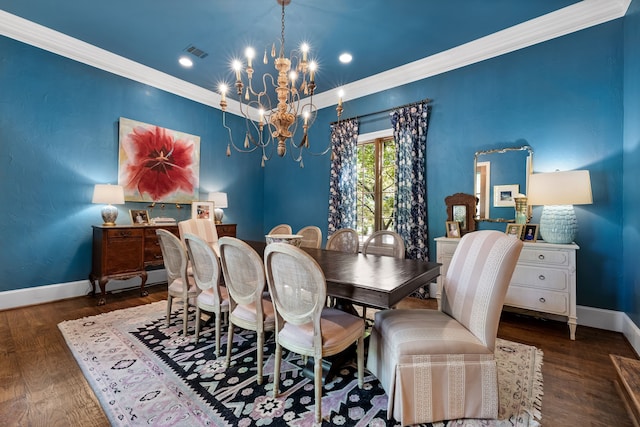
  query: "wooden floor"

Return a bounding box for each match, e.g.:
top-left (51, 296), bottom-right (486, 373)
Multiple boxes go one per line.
top-left (0, 284), bottom-right (636, 426)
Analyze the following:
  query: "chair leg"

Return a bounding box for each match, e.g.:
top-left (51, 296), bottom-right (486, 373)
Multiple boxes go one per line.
top-left (357, 336), bottom-right (364, 388)
top-left (256, 331), bottom-right (264, 385)
top-left (273, 342), bottom-right (282, 396)
top-left (166, 295), bottom-right (173, 327)
top-left (226, 323), bottom-right (235, 367)
top-left (182, 299), bottom-right (189, 336)
top-left (214, 309), bottom-right (221, 356)
top-left (195, 305), bottom-right (201, 343)
top-left (314, 356), bottom-right (323, 424)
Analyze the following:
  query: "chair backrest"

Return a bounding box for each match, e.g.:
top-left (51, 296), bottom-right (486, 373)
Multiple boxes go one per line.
top-left (184, 233), bottom-right (222, 296)
top-left (362, 230), bottom-right (405, 258)
top-left (264, 243), bottom-right (326, 342)
top-left (442, 230), bottom-right (523, 350)
top-left (297, 225), bottom-right (322, 249)
top-left (218, 236), bottom-right (267, 308)
top-left (326, 228), bottom-right (360, 253)
top-left (156, 229), bottom-right (188, 285)
top-left (178, 219), bottom-right (219, 246)
top-left (268, 224), bottom-right (292, 235)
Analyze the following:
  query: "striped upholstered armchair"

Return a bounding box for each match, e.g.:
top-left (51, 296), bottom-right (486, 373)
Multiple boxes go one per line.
top-left (366, 230), bottom-right (523, 425)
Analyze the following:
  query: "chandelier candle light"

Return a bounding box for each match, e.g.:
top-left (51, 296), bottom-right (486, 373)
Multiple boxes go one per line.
top-left (527, 170), bottom-right (593, 244)
top-left (219, 0), bottom-right (339, 168)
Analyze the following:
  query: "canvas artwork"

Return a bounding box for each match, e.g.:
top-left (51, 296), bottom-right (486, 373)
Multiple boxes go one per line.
top-left (118, 117), bottom-right (200, 203)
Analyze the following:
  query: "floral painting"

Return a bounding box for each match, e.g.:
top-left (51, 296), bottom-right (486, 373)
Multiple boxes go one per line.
top-left (118, 117), bottom-right (200, 203)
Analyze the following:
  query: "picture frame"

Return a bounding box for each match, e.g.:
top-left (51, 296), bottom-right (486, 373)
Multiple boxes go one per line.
top-left (129, 209), bottom-right (150, 225)
top-left (523, 224), bottom-right (539, 242)
top-left (493, 184), bottom-right (519, 207)
top-left (445, 193), bottom-right (478, 235)
top-left (505, 223), bottom-right (525, 239)
top-left (192, 201), bottom-right (214, 221)
top-left (446, 221), bottom-right (461, 238)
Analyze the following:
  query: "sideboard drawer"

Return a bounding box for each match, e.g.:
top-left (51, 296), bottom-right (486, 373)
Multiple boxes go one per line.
top-left (519, 247), bottom-right (570, 266)
top-left (505, 286), bottom-right (569, 316)
top-left (216, 223), bottom-right (237, 238)
top-left (105, 228), bottom-right (144, 240)
top-left (511, 265), bottom-right (568, 291)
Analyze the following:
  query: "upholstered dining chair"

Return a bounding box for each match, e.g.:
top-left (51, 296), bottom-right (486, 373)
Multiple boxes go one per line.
top-left (296, 225), bottom-right (323, 249)
top-left (218, 237), bottom-right (276, 385)
top-left (156, 229), bottom-right (199, 336)
top-left (183, 233), bottom-right (229, 355)
top-left (326, 228), bottom-right (359, 253)
top-left (366, 230), bottom-right (523, 425)
top-left (362, 230), bottom-right (405, 258)
top-left (178, 218), bottom-right (220, 255)
top-left (264, 242), bottom-right (365, 424)
top-left (268, 224), bottom-right (292, 235)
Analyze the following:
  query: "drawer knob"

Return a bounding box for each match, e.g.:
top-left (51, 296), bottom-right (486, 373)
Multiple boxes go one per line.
top-left (539, 297), bottom-right (546, 303)
top-left (538, 254), bottom-right (545, 260)
top-left (538, 275), bottom-right (546, 281)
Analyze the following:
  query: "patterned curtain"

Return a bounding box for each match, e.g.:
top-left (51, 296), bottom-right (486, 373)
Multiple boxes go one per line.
top-left (327, 119), bottom-right (359, 235)
top-left (391, 102), bottom-right (430, 262)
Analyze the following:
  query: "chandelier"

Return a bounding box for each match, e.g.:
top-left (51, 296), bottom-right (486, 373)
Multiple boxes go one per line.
top-left (218, 0), bottom-right (342, 168)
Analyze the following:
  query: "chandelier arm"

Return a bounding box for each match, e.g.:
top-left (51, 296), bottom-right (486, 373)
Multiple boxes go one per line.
top-left (223, 111), bottom-right (260, 154)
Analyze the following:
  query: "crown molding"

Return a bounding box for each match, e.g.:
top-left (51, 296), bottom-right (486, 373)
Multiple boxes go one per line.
top-left (0, 0), bottom-right (631, 115)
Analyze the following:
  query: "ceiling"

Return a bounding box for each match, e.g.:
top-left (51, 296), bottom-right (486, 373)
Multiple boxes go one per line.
top-left (0, 1), bottom-right (630, 111)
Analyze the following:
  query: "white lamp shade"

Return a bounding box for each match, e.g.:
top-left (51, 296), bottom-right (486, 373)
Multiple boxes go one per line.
top-left (207, 192), bottom-right (228, 208)
top-left (527, 170), bottom-right (593, 206)
top-left (92, 184), bottom-right (125, 205)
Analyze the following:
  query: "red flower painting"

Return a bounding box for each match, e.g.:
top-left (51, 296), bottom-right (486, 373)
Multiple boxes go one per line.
top-left (118, 118), bottom-right (200, 203)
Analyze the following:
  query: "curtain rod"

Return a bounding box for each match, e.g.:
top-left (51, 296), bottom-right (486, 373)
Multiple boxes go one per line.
top-left (330, 98), bottom-right (431, 125)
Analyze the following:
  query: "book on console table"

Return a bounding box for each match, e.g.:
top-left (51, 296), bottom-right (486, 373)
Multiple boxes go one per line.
top-left (151, 217), bottom-right (177, 225)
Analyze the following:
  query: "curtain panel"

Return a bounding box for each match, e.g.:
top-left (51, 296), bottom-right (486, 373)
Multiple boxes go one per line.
top-left (327, 119), bottom-right (359, 236)
top-left (391, 102), bottom-right (430, 262)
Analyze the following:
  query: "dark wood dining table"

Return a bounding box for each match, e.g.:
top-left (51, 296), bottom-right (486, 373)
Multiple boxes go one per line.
top-left (246, 240), bottom-right (441, 310)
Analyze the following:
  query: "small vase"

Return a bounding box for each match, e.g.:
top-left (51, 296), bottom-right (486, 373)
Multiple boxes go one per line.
top-left (514, 197), bottom-right (528, 225)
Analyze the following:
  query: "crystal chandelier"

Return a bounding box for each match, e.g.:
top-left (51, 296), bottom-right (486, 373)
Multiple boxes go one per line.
top-left (219, 0), bottom-right (341, 168)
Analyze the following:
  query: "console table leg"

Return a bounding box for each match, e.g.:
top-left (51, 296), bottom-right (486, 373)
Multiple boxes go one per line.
top-left (97, 278), bottom-right (108, 306)
top-left (140, 272), bottom-right (149, 297)
top-left (568, 317), bottom-right (577, 340)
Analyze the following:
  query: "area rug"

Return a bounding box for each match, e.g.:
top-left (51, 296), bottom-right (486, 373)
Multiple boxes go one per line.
top-left (58, 301), bottom-right (543, 427)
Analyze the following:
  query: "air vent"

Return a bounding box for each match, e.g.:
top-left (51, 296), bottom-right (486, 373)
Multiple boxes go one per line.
top-left (184, 45), bottom-right (208, 59)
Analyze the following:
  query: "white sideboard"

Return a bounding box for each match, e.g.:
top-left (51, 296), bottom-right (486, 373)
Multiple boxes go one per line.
top-left (434, 236), bottom-right (579, 340)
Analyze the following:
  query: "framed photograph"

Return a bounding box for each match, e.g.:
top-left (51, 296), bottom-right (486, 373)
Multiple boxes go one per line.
top-left (505, 223), bottom-right (525, 239)
top-left (129, 209), bottom-right (150, 225)
top-left (446, 221), bottom-right (461, 238)
top-left (493, 184), bottom-right (519, 207)
top-left (523, 224), bottom-right (539, 242)
top-left (192, 201), bottom-right (214, 221)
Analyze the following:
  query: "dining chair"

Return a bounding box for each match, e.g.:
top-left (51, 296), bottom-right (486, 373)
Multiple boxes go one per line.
top-left (268, 224), bottom-right (292, 235)
top-left (178, 218), bottom-right (220, 255)
top-left (183, 233), bottom-right (229, 355)
top-left (264, 242), bottom-right (365, 424)
top-left (218, 236), bottom-right (276, 385)
top-left (296, 225), bottom-right (322, 249)
top-left (362, 230), bottom-right (405, 258)
top-left (325, 228), bottom-right (359, 253)
top-left (366, 230), bottom-right (523, 425)
top-left (156, 229), bottom-right (199, 336)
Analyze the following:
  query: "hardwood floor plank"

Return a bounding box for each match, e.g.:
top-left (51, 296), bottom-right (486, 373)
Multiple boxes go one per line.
top-left (0, 286), bottom-right (636, 426)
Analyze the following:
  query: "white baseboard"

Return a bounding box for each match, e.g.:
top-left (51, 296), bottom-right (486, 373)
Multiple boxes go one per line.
top-left (0, 270), bottom-right (167, 311)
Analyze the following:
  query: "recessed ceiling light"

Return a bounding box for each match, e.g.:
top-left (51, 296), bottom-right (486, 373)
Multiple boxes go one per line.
top-left (179, 56), bottom-right (193, 68)
top-left (339, 53), bottom-right (352, 64)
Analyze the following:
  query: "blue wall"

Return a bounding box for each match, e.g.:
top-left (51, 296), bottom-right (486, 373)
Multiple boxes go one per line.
top-left (0, 36), bottom-right (266, 292)
top-left (623, 1), bottom-right (640, 324)
top-left (0, 11), bottom-right (633, 317)
top-left (265, 20), bottom-right (626, 311)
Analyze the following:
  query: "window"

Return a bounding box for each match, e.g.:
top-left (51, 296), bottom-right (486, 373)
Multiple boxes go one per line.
top-left (355, 137), bottom-right (396, 237)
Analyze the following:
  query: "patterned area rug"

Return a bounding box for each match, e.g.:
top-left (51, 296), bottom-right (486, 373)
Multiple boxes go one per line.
top-left (58, 301), bottom-right (543, 426)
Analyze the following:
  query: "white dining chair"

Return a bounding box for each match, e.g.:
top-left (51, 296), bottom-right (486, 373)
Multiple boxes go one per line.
top-left (296, 225), bottom-right (322, 249)
top-left (326, 228), bottom-right (359, 253)
top-left (268, 224), bottom-right (292, 235)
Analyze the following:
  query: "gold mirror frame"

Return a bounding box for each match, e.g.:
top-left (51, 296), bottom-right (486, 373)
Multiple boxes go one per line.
top-left (474, 145), bottom-right (533, 223)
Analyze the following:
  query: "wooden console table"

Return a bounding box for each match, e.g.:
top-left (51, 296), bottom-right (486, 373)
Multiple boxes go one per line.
top-left (89, 223), bottom-right (237, 305)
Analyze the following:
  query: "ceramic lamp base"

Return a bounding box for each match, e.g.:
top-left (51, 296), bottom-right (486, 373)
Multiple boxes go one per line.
top-left (539, 205), bottom-right (576, 244)
top-left (214, 208), bottom-right (224, 224)
top-left (101, 204), bottom-right (118, 226)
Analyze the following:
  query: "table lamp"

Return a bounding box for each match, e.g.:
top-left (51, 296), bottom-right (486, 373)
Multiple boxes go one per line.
top-left (208, 192), bottom-right (228, 224)
top-left (92, 184), bottom-right (125, 226)
top-left (527, 170), bottom-right (592, 244)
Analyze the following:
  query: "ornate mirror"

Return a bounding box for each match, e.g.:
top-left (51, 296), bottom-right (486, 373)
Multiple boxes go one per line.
top-left (474, 145), bottom-right (533, 222)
